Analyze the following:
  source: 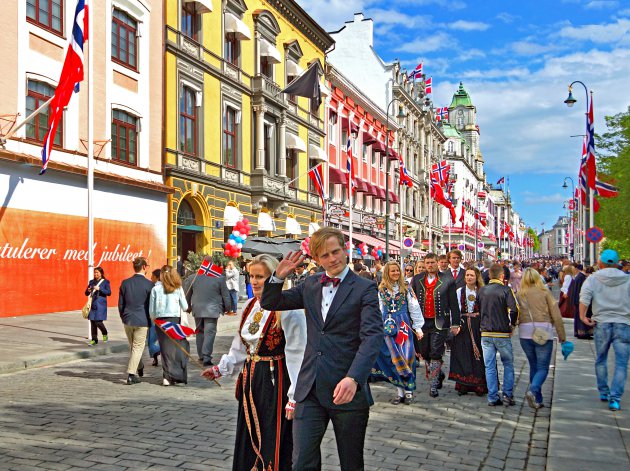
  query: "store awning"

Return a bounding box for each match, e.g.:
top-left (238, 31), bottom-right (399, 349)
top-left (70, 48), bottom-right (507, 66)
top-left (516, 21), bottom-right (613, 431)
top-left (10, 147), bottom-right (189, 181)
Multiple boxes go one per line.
top-left (355, 180), bottom-right (368, 193)
top-left (260, 38), bottom-right (282, 64)
top-left (257, 211), bottom-right (276, 232)
top-left (375, 187), bottom-right (387, 200)
top-left (183, 0), bottom-right (213, 13)
top-left (177, 224), bottom-right (205, 232)
top-left (286, 59), bottom-right (303, 76)
top-left (387, 149), bottom-right (400, 161)
top-left (329, 167), bottom-right (346, 184)
top-left (286, 132), bottom-right (307, 152)
top-left (308, 143), bottom-right (327, 162)
top-left (308, 222), bottom-right (320, 235)
top-left (285, 216), bottom-right (302, 236)
top-left (389, 191), bottom-right (399, 204)
top-left (342, 117), bottom-right (359, 135)
top-left (225, 12), bottom-right (251, 40)
top-left (224, 203), bottom-right (242, 226)
top-left (364, 183), bottom-right (378, 197)
top-left (372, 141), bottom-right (387, 154)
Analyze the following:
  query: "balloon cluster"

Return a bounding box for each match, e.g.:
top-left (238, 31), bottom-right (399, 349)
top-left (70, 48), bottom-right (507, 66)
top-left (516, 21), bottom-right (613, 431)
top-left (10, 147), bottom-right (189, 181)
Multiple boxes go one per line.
top-left (358, 242), bottom-right (368, 257)
top-left (224, 218), bottom-right (252, 258)
top-left (345, 241), bottom-right (354, 256)
top-left (371, 245), bottom-right (384, 260)
top-left (301, 237), bottom-right (311, 256)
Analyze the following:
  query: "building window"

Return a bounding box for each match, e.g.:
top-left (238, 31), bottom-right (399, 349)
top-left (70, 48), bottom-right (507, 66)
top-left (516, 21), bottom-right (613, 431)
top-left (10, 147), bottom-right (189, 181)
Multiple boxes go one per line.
top-left (26, 80), bottom-right (62, 146)
top-left (224, 34), bottom-right (239, 66)
top-left (112, 8), bottom-right (138, 70)
top-left (111, 110), bottom-right (138, 165)
top-left (308, 159), bottom-right (319, 194)
top-left (261, 57), bottom-right (274, 79)
top-left (286, 149), bottom-right (297, 188)
top-left (287, 75), bottom-right (298, 104)
top-left (223, 107), bottom-right (238, 168)
top-left (264, 123), bottom-right (274, 173)
top-left (362, 143), bottom-right (369, 164)
top-left (181, 3), bottom-right (199, 41)
top-left (329, 112), bottom-right (337, 144)
top-left (179, 86), bottom-right (197, 156)
top-left (27, 0), bottom-right (63, 35)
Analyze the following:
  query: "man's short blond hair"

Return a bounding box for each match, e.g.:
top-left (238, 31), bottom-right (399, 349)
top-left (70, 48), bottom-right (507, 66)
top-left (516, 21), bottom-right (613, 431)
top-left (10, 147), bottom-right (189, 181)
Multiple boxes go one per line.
top-left (309, 227), bottom-right (345, 258)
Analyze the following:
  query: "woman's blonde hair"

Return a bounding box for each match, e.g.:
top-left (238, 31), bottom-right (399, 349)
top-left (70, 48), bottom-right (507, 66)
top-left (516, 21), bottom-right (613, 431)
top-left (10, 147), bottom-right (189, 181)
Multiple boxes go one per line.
top-left (248, 254), bottom-right (282, 329)
top-left (161, 265), bottom-right (182, 294)
top-left (379, 261), bottom-right (408, 296)
top-left (520, 267), bottom-right (545, 292)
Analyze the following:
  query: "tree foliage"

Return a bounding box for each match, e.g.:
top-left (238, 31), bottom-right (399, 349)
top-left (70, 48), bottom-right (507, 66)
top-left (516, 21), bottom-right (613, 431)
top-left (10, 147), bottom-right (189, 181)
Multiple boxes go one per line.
top-left (527, 227), bottom-right (540, 253)
top-left (594, 106), bottom-right (630, 257)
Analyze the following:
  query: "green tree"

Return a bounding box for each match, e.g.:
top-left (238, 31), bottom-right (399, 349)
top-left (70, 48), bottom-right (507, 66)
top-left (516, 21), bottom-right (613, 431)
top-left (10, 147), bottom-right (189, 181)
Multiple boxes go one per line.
top-left (595, 106), bottom-right (630, 256)
top-left (527, 227), bottom-right (540, 253)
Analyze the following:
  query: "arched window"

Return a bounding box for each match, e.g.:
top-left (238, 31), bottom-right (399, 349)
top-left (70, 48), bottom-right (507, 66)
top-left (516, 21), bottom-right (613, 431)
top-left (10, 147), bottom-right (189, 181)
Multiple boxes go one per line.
top-left (177, 200), bottom-right (196, 226)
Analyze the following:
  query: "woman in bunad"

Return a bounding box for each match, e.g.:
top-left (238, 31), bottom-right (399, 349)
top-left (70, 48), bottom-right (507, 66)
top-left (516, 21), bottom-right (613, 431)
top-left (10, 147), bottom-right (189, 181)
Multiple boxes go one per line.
top-left (202, 254), bottom-right (306, 471)
top-left (370, 261), bottom-right (424, 405)
top-left (448, 267), bottom-right (488, 396)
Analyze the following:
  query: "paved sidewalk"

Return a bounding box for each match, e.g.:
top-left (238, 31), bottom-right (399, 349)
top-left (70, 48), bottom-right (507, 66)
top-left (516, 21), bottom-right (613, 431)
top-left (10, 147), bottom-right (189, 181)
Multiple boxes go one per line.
top-left (0, 306), bottom-right (244, 374)
top-left (548, 319), bottom-right (630, 470)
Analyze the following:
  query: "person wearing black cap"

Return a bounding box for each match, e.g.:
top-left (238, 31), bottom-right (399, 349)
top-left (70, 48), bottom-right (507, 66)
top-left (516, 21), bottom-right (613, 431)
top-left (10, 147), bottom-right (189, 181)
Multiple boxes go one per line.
top-left (580, 249), bottom-right (630, 412)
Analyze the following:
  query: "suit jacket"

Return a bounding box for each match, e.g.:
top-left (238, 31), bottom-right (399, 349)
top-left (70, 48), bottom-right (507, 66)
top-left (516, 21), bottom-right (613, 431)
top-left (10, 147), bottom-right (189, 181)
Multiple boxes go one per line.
top-left (410, 272), bottom-right (461, 330)
top-left (118, 274), bottom-right (154, 327)
top-left (186, 275), bottom-right (231, 318)
top-left (444, 266), bottom-right (466, 290)
top-left (261, 269), bottom-right (383, 410)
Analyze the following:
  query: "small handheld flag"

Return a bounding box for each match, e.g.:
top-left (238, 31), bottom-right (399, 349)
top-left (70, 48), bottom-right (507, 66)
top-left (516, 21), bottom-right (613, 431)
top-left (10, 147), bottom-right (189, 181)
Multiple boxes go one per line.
top-left (155, 319), bottom-right (195, 340)
top-left (197, 259), bottom-right (223, 277)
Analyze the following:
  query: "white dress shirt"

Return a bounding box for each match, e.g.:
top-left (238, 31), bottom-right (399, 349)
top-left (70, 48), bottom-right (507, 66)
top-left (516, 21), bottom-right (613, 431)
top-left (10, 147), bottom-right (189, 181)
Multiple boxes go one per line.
top-left (217, 298), bottom-right (306, 401)
top-left (320, 265), bottom-right (350, 322)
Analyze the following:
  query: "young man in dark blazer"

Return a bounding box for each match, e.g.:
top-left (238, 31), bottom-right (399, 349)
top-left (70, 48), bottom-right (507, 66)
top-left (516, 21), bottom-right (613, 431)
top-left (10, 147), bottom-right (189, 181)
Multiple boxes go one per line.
top-left (261, 227), bottom-right (382, 471)
top-left (444, 249), bottom-right (466, 290)
top-left (411, 253), bottom-right (461, 397)
top-left (119, 257), bottom-right (154, 385)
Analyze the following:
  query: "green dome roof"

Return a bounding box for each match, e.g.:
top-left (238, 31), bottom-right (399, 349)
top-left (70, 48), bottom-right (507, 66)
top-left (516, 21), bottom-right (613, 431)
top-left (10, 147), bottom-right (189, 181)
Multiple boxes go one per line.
top-left (449, 82), bottom-right (473, 108)
top-left (440, 122), bottom-right (461, 138)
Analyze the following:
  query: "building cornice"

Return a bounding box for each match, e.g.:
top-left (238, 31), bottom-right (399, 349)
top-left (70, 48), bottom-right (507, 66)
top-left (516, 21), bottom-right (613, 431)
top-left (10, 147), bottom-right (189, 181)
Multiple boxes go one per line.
top-left (265, 0), bottom-right (335, 52)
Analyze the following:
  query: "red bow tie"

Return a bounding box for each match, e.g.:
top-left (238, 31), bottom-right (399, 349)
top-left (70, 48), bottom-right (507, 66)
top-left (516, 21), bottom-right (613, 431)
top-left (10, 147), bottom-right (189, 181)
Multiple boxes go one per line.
top-left (320, 275), bottom-right (342, 287)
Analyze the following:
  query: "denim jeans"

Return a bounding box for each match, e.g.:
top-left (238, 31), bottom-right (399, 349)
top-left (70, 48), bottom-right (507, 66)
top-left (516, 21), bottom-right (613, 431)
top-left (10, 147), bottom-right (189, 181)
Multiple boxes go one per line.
top-left (229, 289), bottom-right (238, 312)
top-left (594, 323), bottom-right (630, 402)
top-left (519, 338), bottom-right (554, 403)
top-left (481, 337), bottom-right (515, 402)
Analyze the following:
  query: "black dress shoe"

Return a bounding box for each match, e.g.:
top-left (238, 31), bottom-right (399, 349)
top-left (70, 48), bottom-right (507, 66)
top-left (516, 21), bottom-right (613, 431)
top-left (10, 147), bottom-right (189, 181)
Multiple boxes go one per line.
top-left (137, 367), bottom-right (144, 378)
top-left (437, 371), bottom-right (445, 390)
top-left (127, 374), bottom-right (141, 385)
top-left (488, 398), bottom-right (503, 406)
top-left (152, 353), bottom-right (159, 367)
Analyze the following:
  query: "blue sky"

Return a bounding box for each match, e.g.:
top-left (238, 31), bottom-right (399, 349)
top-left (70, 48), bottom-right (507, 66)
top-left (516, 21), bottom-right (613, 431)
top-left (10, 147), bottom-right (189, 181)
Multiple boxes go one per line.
top-left (300, 0), bottom-right (630, 232)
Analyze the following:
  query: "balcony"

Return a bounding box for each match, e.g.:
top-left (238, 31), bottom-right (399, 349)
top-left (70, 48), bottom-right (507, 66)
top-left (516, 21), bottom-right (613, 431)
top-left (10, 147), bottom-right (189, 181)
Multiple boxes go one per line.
top-left (252, 74), bottom-right (285, 108)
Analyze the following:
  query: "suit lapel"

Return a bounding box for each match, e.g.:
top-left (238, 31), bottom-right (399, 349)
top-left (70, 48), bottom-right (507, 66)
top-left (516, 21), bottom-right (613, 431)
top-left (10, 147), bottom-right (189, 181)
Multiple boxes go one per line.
top-left (323, 270), bottom-right (356, 327)
top-left (312, 275), bottom-right (324, 326)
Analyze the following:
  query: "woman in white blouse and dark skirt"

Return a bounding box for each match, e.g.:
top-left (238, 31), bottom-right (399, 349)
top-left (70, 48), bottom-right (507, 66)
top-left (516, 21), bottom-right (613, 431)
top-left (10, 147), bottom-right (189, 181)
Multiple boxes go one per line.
top-left (448, 267), bottom-right (488, 396)
top-left (202, 254), bottom-right (306, 471)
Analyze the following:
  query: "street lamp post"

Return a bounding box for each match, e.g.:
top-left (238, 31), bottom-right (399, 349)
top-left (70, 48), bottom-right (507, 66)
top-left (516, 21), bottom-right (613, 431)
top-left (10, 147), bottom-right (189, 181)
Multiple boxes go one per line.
top-left (384, 98), bottom-right (406, 262)
top-left (562, 177), bottom-right (577, 261)
top-left (564, 81), bottom-right (595, 265)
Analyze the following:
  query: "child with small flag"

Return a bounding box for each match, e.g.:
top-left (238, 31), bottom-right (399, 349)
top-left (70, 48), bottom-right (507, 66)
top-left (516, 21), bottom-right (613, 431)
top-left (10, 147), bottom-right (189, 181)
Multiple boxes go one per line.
top-left (149, 265), bottom-right (189, 386)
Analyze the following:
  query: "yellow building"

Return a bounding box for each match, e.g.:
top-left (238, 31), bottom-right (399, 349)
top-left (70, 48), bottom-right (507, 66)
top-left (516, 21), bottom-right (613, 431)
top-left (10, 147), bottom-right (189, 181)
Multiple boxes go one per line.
top-left (164, 0), bottom-right (333, 264)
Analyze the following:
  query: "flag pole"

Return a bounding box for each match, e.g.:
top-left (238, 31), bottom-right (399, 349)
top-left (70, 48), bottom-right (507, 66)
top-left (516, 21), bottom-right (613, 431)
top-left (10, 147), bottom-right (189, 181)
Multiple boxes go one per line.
top-left (87, 0), bottom-right (94, 284)
top-left (428, 184), bottom-right (433, 253)
top-left (0, 96), bottom-right (54, 145)
top-left (398, 172), bottom-right (403, 267)
top-left (348, 137), bottom-right (353, 266)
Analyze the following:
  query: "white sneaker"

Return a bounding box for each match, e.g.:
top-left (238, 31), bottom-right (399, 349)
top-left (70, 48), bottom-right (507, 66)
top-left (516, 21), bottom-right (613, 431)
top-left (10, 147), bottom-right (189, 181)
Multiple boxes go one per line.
top-left (162, 378), bottom-right (170, 386)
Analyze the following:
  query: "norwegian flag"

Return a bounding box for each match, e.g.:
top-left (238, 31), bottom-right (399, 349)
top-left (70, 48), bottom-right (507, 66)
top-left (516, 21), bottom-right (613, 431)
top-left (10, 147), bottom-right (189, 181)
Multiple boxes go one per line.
top-left (155, 319), bottom-right (195, 340)
top-left (398, 156), bottom-right (413, 187)
top-left (430, 176), bottom-right (456, 223)
top-left (594, 179), bottom-right (619, 198)
top-left (578, 137), bottom-right (588, 205)
top-left (197, 259), bottom-right (223, 277)
top-left (585, 96), bottom-right (597, 190)
top-left (40, 0), bottom-right (88, 174)
top-left (459, 204), bottom-right (465, 226)
top-left (308, 163), bottom-right (327, 204)
top-left (431, 160), bottom-right (450, 183)
top-left (409, 63), bottom-right (423, 80)
top-left (435, 107), bottom-right (449, 122)
top-left (496, 176), bottom-right (505, 185)
top-left (475, 211), bottom-right (488, 227)
top-left (503, 221), bottom-right (515, 241)
top-left (425, 77), bottom-right (432, 95)
top-left (395, 320), bottom-right (410, 345)
top-left (346, 138), bottom-right (357, 197)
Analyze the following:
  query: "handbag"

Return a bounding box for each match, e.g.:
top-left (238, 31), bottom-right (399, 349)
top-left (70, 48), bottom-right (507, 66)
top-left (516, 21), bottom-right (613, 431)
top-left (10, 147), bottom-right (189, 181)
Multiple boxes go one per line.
top-left (521, 295), bottom-right (550, 345)
top-left (384, 313), bottom-right (398, 337)
top-left (82, 279), bottom-right (103, 319)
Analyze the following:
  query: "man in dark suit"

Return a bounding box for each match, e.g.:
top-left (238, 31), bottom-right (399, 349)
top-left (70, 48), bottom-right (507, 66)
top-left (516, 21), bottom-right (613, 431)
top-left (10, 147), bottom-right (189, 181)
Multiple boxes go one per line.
top-left (119, 257), bottom-right (155, 385)
top-left (261, 227), bottom-right (382, 471)
top-left (411, 253), bottom-right (461, 397)
top-left (444, 249), bottom-right (466, 290)
top-left (185, 270), bottom-right (231, 367)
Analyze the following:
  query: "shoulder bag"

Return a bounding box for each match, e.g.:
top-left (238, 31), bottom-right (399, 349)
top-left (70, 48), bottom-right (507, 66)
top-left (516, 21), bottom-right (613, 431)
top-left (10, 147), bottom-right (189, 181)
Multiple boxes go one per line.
top-left (521, 294), bottom-right (549, 345)
top-left (82, 279), bottom-right (103, 319)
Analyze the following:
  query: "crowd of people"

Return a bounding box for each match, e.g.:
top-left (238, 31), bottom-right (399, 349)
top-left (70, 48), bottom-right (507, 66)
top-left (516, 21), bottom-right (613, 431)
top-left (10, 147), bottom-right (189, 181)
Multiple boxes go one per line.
top-left (82, 229), bottom-right (629, 471)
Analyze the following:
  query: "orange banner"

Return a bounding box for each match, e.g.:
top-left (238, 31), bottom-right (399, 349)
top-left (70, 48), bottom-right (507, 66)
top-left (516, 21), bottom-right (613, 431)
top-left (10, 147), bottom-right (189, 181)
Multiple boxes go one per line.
top-left (0, 207), bottom-right (166, 317)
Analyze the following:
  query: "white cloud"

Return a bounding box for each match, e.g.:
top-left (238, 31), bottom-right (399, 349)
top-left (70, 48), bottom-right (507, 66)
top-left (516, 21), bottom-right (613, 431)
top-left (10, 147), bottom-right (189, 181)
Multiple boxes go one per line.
top-left (296, 0), bottom-right (368, 31)
top-left (510, 41), bottom-right (560, 56)
top-left (496, 12), bottom-right (518, 24)
top-left (456, 49), bottom-right (486, 61)
top-left (460, 67), bottom-right (529, 79)
top-left (557, 19), bottom-right (630, 44)
top-left (523, 193), bottom-right (567, 205)
top-left (395, 31), bottom-right (457, 53)
top-left (449, 20), bottom-right (490, 31)
top-left (585, 0), bottom-right (618, 9)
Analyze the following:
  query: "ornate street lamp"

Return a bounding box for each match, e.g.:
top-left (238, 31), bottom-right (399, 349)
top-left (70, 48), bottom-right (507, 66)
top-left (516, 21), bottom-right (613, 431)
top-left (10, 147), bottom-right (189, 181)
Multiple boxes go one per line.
top-left (384, 99), bottom-right (406, 261)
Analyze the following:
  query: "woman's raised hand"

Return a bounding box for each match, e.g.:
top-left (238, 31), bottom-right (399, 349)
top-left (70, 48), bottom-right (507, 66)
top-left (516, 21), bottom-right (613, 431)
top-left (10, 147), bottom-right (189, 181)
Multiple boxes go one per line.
top-left (275, 251), bottom-right (306, 279)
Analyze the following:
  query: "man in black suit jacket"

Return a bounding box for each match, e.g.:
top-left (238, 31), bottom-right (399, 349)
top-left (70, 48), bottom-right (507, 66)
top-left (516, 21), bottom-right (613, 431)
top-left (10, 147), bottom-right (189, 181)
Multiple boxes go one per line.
top-left (119, 257), bottom-right (155, 385)
top-left (411, 253), bottom-right (461, 397)
top-left (261, 228), bottom-right (382, 471)
top-left (444, 249), bottom-right (466, 290)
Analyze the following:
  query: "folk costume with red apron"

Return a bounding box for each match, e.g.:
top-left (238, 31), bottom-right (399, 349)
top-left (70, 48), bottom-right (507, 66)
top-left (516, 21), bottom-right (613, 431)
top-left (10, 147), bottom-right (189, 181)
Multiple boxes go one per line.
top-left (216, 298), bottom-right (306, 471)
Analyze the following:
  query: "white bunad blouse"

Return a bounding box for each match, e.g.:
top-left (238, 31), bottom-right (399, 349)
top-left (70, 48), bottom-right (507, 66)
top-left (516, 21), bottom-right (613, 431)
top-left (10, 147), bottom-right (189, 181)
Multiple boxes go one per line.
top-left (456, 286), bottom-right (478, 313)
top-left (217, 298), bottom-right (306, 402)
top-left (379, 285), bottom-right (424, 336)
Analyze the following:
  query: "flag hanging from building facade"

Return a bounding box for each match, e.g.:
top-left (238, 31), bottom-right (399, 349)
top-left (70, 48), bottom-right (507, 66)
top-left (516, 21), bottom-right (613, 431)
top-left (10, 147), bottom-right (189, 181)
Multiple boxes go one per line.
top-left (40, 0), bottom-right (88, 174)
top-left (281, 63), bottom-right (322, 111)
top-left (308, 163), bottom-right (327, 205)
top-left (409, 63), bottom-right (423, 81)
top-left (425, 77), bottom-right (432, 95)
top-left (431, 160), bottom-right (450, 183)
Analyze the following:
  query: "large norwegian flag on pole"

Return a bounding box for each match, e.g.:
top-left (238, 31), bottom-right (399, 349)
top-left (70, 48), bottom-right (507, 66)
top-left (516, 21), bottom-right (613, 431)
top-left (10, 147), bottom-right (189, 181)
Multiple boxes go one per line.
top-left (585, 95), bottom-right (597, 190)
top-left (430, 176), bottom-right (456, 223)
top-left (40, 0), bottom-right (88, 174)
top-left (431, 160), bottom-right (450, 184)
top-left (578, 137), bottom-right (588, 205)
top-left (346, 138), bottom-right (357, 197)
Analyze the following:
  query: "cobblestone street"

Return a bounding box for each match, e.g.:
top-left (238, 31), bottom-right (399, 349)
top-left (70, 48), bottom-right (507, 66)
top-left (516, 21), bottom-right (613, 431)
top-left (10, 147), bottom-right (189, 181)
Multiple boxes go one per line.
top-left (1, 330), bottom-right (553, 471)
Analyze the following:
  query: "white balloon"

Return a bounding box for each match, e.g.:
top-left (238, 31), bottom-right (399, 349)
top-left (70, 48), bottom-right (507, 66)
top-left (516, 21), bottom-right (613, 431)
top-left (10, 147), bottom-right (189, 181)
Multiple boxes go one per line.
top-left (241, 234), bottom-right (248, 240)
top-left (233, 230), bottom-right (240, 237)
top-left (228, 239), bottom-right (236, 246)
top-left (237, 243), bottom-right (243, 248)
